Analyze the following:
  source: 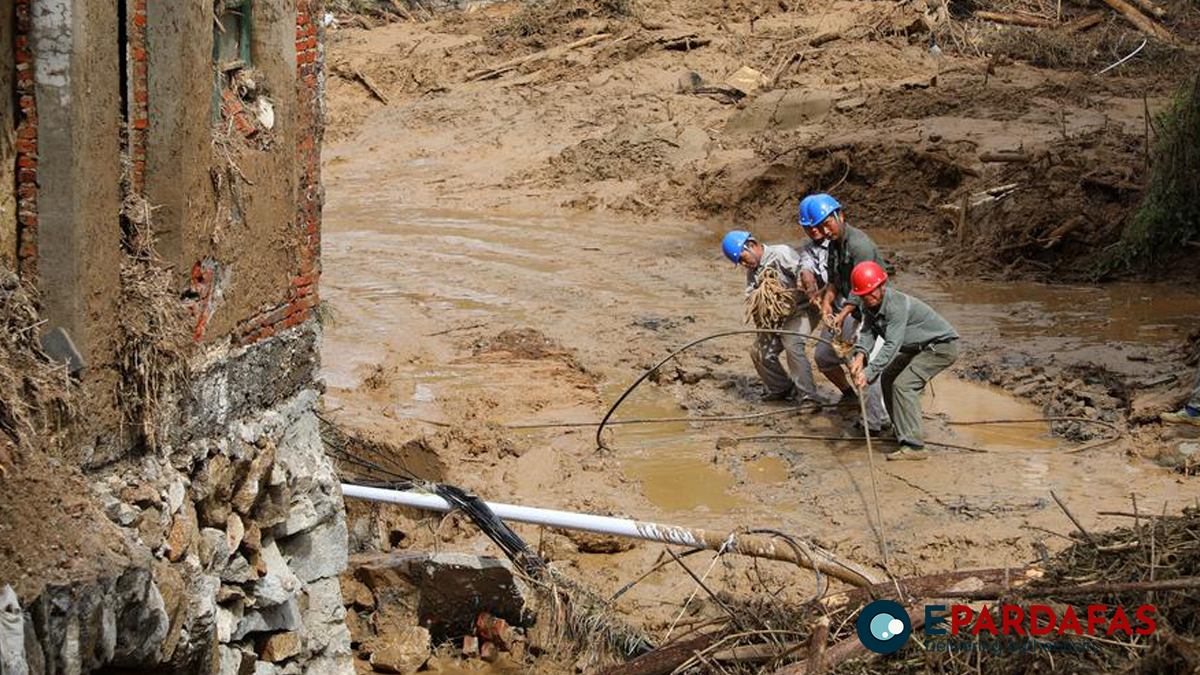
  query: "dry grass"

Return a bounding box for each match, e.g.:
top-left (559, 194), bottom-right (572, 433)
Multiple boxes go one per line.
top-left (117, 173), bottom-right (188, 451)
top-left (0, 270), bottom-right (76, 471)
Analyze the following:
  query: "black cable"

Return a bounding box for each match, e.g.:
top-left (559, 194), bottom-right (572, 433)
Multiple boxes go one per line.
top-left (596, 329), bottom-right (843, 450)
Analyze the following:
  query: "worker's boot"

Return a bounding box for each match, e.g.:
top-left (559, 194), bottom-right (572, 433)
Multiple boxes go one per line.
top-left (761, 385), bottom-right (796, 402)
top-left (886, 444), bottom-right (928, 461)
top-left (1161, 407), bottom-right (1200, 427)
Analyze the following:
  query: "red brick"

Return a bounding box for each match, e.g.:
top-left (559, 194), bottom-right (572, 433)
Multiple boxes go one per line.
top-left (133, 12), bottom-right (146, 26)
top-left (15, 140), bottom-right (35, 155)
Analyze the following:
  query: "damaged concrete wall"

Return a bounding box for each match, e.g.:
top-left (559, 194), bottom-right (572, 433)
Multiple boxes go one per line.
top-left (147, 0), bottom-right (313, 344)
top-left (0, 2), bottom-right (14, 269)
top-left (1, 2), bottom-right (349, 674)
top-left (30, 0), bottom-right (121, 369)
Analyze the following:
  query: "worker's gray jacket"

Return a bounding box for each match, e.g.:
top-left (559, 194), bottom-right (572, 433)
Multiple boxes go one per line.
top-left (829, 225), bottom-right (884, 307)
top-left (853, 287), bottom-right (959, 383)
top-left (799, 240), bottom-right (829, 287)
top-left (745, 244), bottom-right (802, 294)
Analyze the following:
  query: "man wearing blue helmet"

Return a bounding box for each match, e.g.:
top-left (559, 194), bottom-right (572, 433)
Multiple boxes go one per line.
top-left (721, 230), bottom-right (825, 402)
top-left (798, 194), bottom-right (890, 431)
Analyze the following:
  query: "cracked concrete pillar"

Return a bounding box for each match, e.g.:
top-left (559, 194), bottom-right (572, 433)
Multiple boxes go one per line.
top-left (30, 0), bottom-right (121, 367)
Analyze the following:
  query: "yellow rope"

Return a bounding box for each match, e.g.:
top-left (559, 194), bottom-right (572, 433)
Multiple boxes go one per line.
top-left (744, 268), bottom-right (795, 329)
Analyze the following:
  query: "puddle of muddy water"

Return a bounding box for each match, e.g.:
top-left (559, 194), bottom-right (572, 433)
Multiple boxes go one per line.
top-left (614, 376), bottom-right (1057, 514)
top-left (924, 378), bottom-right (1057, 451)
top-left (322, 204), bottom-right (1196, 551)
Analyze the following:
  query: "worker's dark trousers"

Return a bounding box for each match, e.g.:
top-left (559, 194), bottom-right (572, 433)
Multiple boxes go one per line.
top-left (1190, 367), bottom-right (1200, 410)
top-left (879, 340), bottom-right (959, 448)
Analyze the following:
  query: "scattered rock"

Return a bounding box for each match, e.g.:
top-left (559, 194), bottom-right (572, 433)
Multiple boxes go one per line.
top-left (351, 552), bottom-right (530, 638)
top-left (199, 528), bottom-right (231, 572)
top-left (226, 514), bottom-right (246, 554)
top-left (233, 441), bottom-right (276, 515)
top-left (258, 631), bottom-right (302, 662)
top-left (836, 96), bottom-right (867, 111)
top-left (279, 516), bottom-right (349, 583)
top-left (165, 501), bottom-right (198, 563)
top-left (234, 598), bottom-right (303, 640)
top-left (221, 555), bottom-right (259, 584)
top-left (368, 626), bottom-right (431, 674)
top-left (339, 577), bottom-right (375, 609)
top-left (724, 66), bottom-right (768, 96)
top-left (676, 71), bottom-right (705, 93)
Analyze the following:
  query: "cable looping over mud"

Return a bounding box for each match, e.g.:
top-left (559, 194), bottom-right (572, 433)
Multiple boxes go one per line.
top-left (595, 329), bottom-right (843, 451)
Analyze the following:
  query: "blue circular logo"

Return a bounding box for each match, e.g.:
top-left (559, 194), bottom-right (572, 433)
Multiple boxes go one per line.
top-left (856, 599), bottom-right (912, 655)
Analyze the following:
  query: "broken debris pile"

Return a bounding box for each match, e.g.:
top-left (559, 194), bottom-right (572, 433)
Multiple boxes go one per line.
top-left (612, 506), bottom-right (1200, 675)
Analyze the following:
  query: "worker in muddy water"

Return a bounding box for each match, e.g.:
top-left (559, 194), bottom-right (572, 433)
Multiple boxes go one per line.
top-left (799, 193), bottom-right (890, 432)
top-left (721, 230), bottom-right (824, 403)
top-left (848, 261), bottom-right (960, 461)
top-left (1160, 367), bottom-right (1200, 426)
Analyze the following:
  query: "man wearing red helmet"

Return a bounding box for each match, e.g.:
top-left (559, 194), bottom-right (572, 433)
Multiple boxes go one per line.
top-left (847, 261), bottom-right (959, 461)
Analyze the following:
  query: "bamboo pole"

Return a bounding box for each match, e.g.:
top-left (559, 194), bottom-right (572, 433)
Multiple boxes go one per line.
top-left (1095, 0), bottom-right (1176, 42)
top-left (975, 11), bottom-right (1056, 27)
top-left (342, 484), bottom-right (878, 587)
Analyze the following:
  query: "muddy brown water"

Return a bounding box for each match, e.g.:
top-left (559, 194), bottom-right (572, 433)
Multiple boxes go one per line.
top-left (322, 200), bottom-right (1199, 569)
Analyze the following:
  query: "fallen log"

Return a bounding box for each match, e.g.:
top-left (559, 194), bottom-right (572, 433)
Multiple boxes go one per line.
top-left (975, 11), bottom-right (1056, 27)
top-left (951, 576), bottom-right (1200, 600)
top-left (809, 31), bottom-right (840, 47)
top-left (770, 605), bottom-right (927, 675)
top-left (710, 642), bottom-right (803, 663)
top-left (806, 617), bottom-right (830, 674)
top-left (598, 632), bottom-right (720, 675)
top-left (1127, 0), bottom-right (1167, 19)
top-left (332, 65), bottom-right (390, 104)
top-left (1060, 12), bottom-right (1105, 34)
top-left (1095, 0), bottom-right (1176, 42)
top-left (913, 149), bottom-right (981, 177)
top-left (820, 567), bottom-right (1040, 609)
top-left (979, 150), bottom-right (1031, 163)
top-left (466, 33), bottom-right (613, 81)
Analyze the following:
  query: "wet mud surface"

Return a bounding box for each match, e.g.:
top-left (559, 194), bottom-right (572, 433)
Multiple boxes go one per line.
top-left (318, 0), bottom-right (1200, 651)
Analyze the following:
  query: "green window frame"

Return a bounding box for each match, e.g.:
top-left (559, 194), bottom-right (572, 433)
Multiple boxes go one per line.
top-left (214, 0), bottom-right (252, 72)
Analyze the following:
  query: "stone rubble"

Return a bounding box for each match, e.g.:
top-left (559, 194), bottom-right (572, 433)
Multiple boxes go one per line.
top-left (7, 327), bottom-right (354, 675)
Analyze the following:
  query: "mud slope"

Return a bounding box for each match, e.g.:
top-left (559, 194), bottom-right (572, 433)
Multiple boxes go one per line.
top-left (324, 0), bottom-right (1200, 280)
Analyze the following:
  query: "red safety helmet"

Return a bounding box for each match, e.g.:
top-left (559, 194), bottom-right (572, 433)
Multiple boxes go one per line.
top-left (851, 261), bottom-right (888, 296)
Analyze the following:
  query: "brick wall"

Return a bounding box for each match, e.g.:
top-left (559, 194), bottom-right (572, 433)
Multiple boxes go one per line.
top-left (128, 0), bottom-right (149, 190)
top-left (13, 0), bottom-right (38, 278)
top-left (234, 0), bottom-right (323, 346)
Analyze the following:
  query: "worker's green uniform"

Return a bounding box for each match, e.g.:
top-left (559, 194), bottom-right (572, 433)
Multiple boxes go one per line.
top-left (854, 287), bottom-right (959, 449)
top-left (814, 224), bottom-right (889, 429)
top-left (827, 224), bottom-right (885, 310)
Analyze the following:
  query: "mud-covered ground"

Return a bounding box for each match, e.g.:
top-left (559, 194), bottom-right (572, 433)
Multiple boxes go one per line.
top-left (318, 0), bottom-right (1200, 669)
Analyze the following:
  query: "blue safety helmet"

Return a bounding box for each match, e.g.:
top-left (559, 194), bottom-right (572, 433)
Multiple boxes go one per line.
top-left (721, 231), bottom-right (753, 264)
top-left (798, 193), bottom-right (842, 228)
